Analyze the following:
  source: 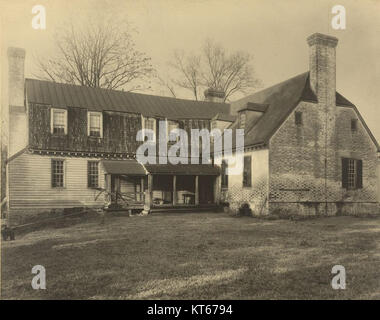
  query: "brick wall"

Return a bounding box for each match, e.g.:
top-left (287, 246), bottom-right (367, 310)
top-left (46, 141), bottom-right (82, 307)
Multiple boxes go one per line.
top-left (268, 101), bottom-right (378, 216)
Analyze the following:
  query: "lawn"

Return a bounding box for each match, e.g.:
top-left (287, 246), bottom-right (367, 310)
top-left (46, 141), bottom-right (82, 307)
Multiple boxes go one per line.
top-left (1, 212), bottom-right (380, 299)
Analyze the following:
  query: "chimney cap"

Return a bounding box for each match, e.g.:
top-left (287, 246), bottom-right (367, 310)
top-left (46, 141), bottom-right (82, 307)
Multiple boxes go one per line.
top-left (204, 88), bottom-right (225, 99)
top-left (307, 33), bottom-right (338, 48)
top-left (7, 47), bottom-right (26, 58)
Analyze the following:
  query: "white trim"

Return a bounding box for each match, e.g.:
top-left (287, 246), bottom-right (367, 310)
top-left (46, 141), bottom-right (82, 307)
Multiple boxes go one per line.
top-left (50, 108), bottom-right (68, 135)
top-left (87, 111), bottom-right (103, 138)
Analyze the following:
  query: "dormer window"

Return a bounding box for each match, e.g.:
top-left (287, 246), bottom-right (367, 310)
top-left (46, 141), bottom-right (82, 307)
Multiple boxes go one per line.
top-left (51, 108), bottom-right (67, 135)
top-left (87, 111), bottom-right (103, 138)
top-left (295, 111), bottom-right (303, 126)
top-left (351, 119), bottom-right (358, 132)
top-left (239, 112), bottom-right (246, 129)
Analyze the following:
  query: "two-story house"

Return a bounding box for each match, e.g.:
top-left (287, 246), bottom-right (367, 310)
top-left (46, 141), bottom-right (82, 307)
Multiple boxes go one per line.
top-left (5, 47), bottom-right (234, 225)
top-left (3, 33), bottom-right (380, 225)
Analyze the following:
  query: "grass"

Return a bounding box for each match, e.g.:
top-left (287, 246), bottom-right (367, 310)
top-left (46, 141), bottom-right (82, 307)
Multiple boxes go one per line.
top-left (1, 212), bottom-right (380, 299)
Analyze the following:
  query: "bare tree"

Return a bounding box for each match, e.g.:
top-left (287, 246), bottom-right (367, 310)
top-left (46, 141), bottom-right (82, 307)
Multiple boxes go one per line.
top-left (166, 39), bottom-right (261, 101)
top-left (35, 19), bottom-right (154, 91)
top-left (169, 51), bottom-right (202, 100)
top-left (155, 75), bottom-right (178, 98)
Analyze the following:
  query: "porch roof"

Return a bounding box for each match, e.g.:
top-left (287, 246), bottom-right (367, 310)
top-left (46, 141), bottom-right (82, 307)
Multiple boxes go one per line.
top-left (101, 160), bottom-right (220, 176)
top-left (101, 159), bottom-right (146, 176)
top-left (144, 164), bottom-right (220, 176)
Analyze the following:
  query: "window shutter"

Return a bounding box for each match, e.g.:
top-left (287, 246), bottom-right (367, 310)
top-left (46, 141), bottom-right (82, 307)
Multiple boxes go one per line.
top-left (342, 158), bottom-right (348, 188)
top-left (356, 160), bottom-right (363, 189)
top-left (51, 159), bottom-right (54, 187)
top-left (87, 161), bottom-right (90, 188)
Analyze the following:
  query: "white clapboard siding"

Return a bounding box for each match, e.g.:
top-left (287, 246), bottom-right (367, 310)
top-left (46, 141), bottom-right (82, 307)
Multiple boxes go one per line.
top-left (9, 153), bottom-right (105, 209)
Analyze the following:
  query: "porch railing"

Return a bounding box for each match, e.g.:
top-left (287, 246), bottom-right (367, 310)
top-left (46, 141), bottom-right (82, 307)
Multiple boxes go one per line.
top-left (115, 192), bottom-right (145, 205)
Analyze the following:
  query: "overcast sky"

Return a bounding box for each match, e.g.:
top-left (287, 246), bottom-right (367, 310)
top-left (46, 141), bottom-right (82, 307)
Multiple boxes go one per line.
top-left (1, 0), bottom-right (379, 142)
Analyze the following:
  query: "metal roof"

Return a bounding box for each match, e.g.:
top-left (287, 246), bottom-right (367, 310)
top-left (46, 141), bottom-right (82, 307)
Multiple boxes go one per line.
top-left (144, 164), bottom-right (220, 175)
top-left (26, 78), bottom-right (230, 120)
top-left (101, 159), bottom-right (146, 176)
top-left (100, 159), bottom-right (220, 176)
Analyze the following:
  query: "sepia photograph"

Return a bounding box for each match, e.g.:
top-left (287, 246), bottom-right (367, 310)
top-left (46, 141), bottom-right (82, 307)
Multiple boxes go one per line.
top-left (0, 0), bottom-right (379, 307)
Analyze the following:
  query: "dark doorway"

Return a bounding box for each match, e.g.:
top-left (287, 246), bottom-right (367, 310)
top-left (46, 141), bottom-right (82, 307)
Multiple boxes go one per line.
top-left (199, 175), bottom-right (214, 204)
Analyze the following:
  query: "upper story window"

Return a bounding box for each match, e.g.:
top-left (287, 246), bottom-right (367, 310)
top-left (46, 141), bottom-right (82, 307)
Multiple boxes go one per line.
top-left (342, 158), bottom-right (362, 190)
top-left (243, 155), bottom-right (252, 187)
top-left (239, 112), bottom-right (246, 129)
top-left (144, 117), bottom-right (156, 131)
top-left (142, 116), bottom-right (156, 141)
top-left (167, 120), bottom-right (180, 141)
top-left (51, 108), bottom-right (67, 135)
top-left (87, 111), bottom-right (103, 138)
top-left (351, 118), bottom-right (358, 132)
top-left (295, 111), bottom-right (303, 126)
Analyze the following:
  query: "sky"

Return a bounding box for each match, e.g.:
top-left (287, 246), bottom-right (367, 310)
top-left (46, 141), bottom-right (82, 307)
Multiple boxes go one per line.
top-left (1, 0), bottom-right (379, 142)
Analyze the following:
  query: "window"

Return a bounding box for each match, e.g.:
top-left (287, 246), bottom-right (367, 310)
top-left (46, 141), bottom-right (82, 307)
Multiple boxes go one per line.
top-left (142, 116), bottom-right (156, 141)
top-left (243, 156), bottom-right (252, 187)
top-left (51, 159), bottom-right (64, 188)
top-left (144, 117), bottom-right (156, 131)
top-left (167, 120), bottom-right (180, 141)
top-left (351, 119), bottom-right (358, 132)
top-left (88, 161), bottom-right (99, 188)
top-left (51, 108), bottom-right (67, 135)
top-left (239, 112), bottom-right (246, 129)
top-left (87, 112), bottom-right (103, 138)
top-left (221, 160), bottom-right (228, 189)
top-left (342, 158), bottom-right (362, 190)
top-left (295, 111), bottom-right (303, 126)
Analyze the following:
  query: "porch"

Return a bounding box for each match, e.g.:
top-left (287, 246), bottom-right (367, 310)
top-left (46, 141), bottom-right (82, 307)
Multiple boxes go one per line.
top-left (101, 160), bottom-right (221, 212)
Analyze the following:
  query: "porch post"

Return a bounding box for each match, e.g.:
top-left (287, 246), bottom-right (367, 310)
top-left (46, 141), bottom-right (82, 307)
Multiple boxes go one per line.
top-left (140, 177), bottom-right (144, 203)
top-left (214, 175), bottom-right (221, 205)
top-left (115, 176), bottom-right (120, 204)
top-left (173, 175), bottom-right (177, 205)
top-left (143, 174), bottom-right (153, 214)
top-left (105, 174), bottom-right (111, 193)
top-left (195, 175), bottom-right (199, 205)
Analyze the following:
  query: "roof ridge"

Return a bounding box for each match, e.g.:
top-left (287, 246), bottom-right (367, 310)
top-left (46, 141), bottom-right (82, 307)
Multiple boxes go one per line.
top-left (231, 71), bottom-right (310, 104)
top-left (25, 78), bottom-right (230, 106)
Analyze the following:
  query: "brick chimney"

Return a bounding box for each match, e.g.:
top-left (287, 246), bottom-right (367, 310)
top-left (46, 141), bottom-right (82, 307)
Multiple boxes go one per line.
top-left (8, 48), bottom-right (26, 110)
top-left (307, 33), bottom-right (338, 106)
top-left (307, 34), bottom-right (339, 212)
top-left (7, 47), bottom-right (27, 157)
top-left (204, 88), bottom-right (225, 103)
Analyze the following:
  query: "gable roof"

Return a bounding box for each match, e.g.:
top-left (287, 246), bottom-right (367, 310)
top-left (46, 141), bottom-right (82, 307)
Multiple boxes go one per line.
top-left (229, 72), bottom-right (317, 147)
top-left (25, 78), bottom-right (230, 120)
top-left (228, 71), bottom-right (378, 149)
